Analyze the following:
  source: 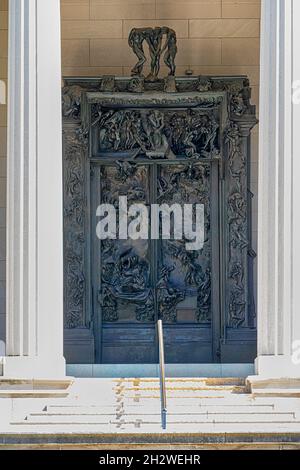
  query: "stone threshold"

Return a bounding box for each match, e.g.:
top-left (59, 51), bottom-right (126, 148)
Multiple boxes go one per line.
top-left (67, 364), bottom-right (255, 379)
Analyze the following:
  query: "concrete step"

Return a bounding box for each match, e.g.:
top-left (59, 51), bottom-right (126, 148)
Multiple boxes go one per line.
top-left (46, 401), bottom-right (300, 414)
top-left (115, 392), bottom-right (244, 400)
top-left (251, 389), bottom-right (300, 398)
top-left (31, 408), bottom-right (290, 417)
top-left (114, 378), bottom-right (246, 386)
top-left (0, 390), bottom-right (70, 398)
top-left (45, 403), bottom-right (276, 414)
top-left (0, 379), bottom-right (72, 390)
top-left (0, 378), bottom-right (73, 398)
top-left (247, 377), bottom-right (300, 397)
top-left (114, 385), bottom-right (246, 393)
top-left (73, 395), bottom-right (259, 406)
top-left (4, 377), bottom-right (300, 441)
top-left (247, 377), bottom-right (300, 390)
top-left (113, 413), bottom-right (298, 424)
top-left (12, 413), bottom-right (300, 432)
top-left (7, 421), bottom-right (300, 434)
top-left (114, 387), bottom-right (245, 393)
top-left (18, 411), bottom-right (298, 425)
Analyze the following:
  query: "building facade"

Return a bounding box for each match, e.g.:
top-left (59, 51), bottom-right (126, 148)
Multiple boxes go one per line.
top-left (0, 0), bottom-right (299, 447)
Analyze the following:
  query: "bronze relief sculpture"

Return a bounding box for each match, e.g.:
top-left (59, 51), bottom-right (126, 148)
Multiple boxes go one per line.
top-left (128, 26), bottom-right (178, 81)
top-left (62, 28), bottom-right (258, 364)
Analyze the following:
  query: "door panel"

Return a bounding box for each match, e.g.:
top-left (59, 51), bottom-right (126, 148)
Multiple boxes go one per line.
top-left (156, 162), bottom-right (213, 362)
top-left (92, 160), bottom-right (218, 363)
top-left (101, 325), bottom-right (157, 364)
top-left (94, 163), bottom-right (156, 363)
top-left (157, 163), bottom-right (211, 324)
top-left (99, 164), bottom-right (153, 324)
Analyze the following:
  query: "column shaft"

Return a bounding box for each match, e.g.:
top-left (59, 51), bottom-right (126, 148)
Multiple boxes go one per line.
top-left (256, 0), bottom-right (300, 377)
top-left (3, 0), bottom-right (65, 378)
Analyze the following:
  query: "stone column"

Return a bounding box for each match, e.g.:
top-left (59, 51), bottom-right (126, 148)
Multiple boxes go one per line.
top-left (1, 0), bottom-right (65, 378)
top-left (255, 0), bottom-right (300, 377)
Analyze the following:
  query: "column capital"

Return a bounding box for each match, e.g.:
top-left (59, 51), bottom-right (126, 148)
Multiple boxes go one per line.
top-left (238, 119), bottom-right (258, 137)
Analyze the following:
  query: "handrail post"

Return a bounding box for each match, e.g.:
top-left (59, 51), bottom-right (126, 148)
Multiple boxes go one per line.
top-left (157, 318), bottom-right (167, 429)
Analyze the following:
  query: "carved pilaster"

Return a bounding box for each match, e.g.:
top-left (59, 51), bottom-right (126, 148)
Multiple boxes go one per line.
top-left (63, 125), bottom-right (88, 329)
top-left (225, 122), bottom-right (248, 327)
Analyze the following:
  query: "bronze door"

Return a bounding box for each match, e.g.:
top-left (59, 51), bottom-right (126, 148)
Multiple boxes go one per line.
top-left (63, 78), bottom-right (258, 365)
top-left (91, 158), bottom-right (220, 364)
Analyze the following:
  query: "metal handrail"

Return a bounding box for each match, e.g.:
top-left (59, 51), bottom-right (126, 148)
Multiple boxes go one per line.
top-left (157, 319), bottom-right (167, 429)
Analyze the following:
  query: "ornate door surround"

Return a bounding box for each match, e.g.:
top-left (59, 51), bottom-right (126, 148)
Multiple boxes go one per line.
top-left (62, 75), bottom-right (257, 364)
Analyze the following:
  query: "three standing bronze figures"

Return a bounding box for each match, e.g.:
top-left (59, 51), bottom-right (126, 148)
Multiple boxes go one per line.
top-left (128, 27), bottom-right (177, 81)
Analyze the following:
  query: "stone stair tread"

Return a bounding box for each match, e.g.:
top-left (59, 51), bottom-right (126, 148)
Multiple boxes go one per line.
top-left (0, 390), bottom-right (69, 398)
top-left (69, 396), bottom-right (259, 405)
top-left (49, 405), bottom-right (299, 415)
top-left (20, 409), bottom-right (297, 425)
top-left (252, 389), bottom-right (300, 398)
top-left (113, 422), bottom-right (300, 431)
top-left (45, 404), bottom-right (276, 414)
top-left (114, 377), bottom-right (245, 385)
top-left (118, 393), bottom-right (237, 398)
top-left (248, 377), bottom-right (300, 389)
top-left (0, 379), bottom-right (72, 390)
top-left (29, 410), bottom-right (295, 418)
top-left (121, 389), bottom-right (244, 394)
top-left (11, 416), bottom-right (300, 430)
top-left (3, 376), bottom-right (300, 440)
top-left (15, 421), bottom-right (298, 426)
top-left (114, 386), bottom-right (246, 392)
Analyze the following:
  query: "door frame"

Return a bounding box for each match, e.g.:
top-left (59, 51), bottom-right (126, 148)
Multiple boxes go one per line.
top-left (62, 76), bottom-right (257, 365)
